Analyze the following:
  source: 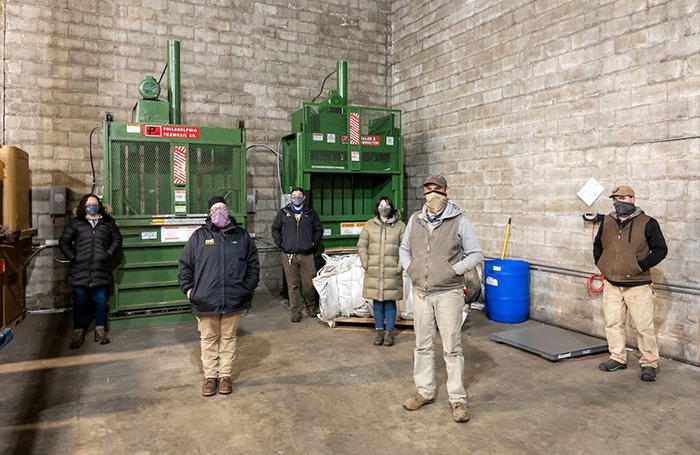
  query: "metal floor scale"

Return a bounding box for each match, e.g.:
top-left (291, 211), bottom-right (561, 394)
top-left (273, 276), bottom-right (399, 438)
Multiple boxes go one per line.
top-left (491, 324), bottom-right (608, 361)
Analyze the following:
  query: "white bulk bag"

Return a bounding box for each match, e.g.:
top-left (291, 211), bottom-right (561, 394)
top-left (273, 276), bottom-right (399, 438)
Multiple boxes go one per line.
top-left (313, 253), bottom-right (371, 322)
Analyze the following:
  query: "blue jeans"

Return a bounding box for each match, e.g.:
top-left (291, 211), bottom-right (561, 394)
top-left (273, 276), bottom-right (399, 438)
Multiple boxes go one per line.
top-left (73, 286), bottom-right (108, 329)
top-left (373, 300), bottom-right (397, 331)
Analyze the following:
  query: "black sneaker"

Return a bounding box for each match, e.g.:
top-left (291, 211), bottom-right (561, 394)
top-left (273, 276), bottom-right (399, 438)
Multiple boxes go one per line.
top-left (599, 359), bottom-right (627, 372)
top-left (641, 366), bottom-right (658, 382)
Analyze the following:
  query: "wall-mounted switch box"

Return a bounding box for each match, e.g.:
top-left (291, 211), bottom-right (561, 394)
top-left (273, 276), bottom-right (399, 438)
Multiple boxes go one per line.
top-left (246, 188), bottom-right (258, 213)
top-left (49, 186), bottom-right (67, 215)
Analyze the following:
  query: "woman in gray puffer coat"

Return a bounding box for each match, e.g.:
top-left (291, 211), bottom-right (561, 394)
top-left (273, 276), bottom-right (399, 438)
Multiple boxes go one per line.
top-left (357, 196), bottom-right (406, 347)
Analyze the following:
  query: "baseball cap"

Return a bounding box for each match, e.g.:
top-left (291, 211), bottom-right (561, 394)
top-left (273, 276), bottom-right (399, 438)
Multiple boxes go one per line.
top-left (423, 174), bottom-right (448, 187)
top-left (609, 185), bottom-right (635, 198)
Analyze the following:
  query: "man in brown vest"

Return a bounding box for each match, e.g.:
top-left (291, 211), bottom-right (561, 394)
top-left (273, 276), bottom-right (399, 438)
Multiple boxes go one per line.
top-left (594, 185), bottom-right (667, 382)
top-left (399, 174), bottom-right (484, 422)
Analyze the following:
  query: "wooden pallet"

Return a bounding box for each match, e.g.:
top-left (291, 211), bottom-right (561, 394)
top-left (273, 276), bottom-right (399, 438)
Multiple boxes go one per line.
top-left (327, 316), bottom-right (414, 330)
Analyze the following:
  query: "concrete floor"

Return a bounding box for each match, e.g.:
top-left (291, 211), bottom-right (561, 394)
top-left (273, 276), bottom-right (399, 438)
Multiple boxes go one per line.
top-left (1, 290), bottom-right (699, 455)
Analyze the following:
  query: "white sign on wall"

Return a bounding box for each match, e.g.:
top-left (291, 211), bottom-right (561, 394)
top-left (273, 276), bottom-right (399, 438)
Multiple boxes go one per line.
top-left (577, 177), bottom-right (605, 207)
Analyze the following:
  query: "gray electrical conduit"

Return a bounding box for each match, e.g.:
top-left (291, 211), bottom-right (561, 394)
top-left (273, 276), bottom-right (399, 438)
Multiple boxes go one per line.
top-left (246, 142), bottom-right (284, 196)
top-left (494, 258), bottom-right (700, 297)
top-left (625, 134), bottom-right (700, 172)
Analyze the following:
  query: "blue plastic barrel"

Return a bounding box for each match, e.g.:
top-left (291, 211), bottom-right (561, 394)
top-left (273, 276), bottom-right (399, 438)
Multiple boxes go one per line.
top-left (484, 259), bottom-right (530, 323)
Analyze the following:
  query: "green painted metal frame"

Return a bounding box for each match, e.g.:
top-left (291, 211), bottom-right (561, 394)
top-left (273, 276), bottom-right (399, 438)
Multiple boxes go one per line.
top-left (282, 101), bottom-right (403, 252)
top-left (103, 121), bottom-right (246, 328)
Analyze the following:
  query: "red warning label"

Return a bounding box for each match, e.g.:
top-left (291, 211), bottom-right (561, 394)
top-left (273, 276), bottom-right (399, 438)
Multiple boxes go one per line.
top-left (340, 135), bottom-right (380, 146)
top-left (173, 146), bottom-right (187, 185)
top-left (361, 135), bottom-right (380, 146)
top-left (142, 125), bottom-right (200, 139)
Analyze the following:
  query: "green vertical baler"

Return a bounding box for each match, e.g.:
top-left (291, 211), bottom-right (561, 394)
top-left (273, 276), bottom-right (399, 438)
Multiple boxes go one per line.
top-left (102, 41), bottom-right (246, 328)
top-left (282, 61), bottom-right (403, 252)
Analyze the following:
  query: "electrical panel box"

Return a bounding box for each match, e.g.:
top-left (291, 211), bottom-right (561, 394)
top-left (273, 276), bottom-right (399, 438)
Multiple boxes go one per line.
top-left (49, 186), bottom-right (67, 215)
top-left (0, 146), bottom-right (31, 233)
top-left (246, 188), bottom-right (257, 213)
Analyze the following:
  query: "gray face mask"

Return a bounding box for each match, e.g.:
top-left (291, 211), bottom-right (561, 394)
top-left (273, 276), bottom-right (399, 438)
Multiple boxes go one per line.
top-left (291, 197), bottom-right (304, 207)
top-left (614, 201), bottom-right (636, 217)
top-left (378, 207), bottom-right (391, 217)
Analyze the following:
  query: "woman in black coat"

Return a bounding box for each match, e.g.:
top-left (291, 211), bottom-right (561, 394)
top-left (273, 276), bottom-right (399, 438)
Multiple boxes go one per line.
top-left (59, 194), bottom-right (122, 348)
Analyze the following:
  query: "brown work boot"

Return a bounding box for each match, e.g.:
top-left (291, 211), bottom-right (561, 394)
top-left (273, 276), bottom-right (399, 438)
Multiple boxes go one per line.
top-left (94, 327), bottom-right (110, 345)
top-left (70, 329), bottom-right (84, 349)
top-left (383, 330), bottom-right (394, 346)
top-left (218, 376), bottom-right (233, 394)
top-left (202, 378), bottom-right (218, 396)
top-left (291, 313), bottom-right (302, 323)
top-left (373, 330), bottom-right (384, 346)
top-left (402, 393), bottom-right (435, 411)
top-left (451, 402), bottom-right (470, 423)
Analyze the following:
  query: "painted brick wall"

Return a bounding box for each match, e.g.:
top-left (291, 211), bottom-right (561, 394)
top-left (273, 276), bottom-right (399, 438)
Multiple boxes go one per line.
top-left (0, 0), bottom-right (391, 306)
top-left (391, 0), bottom-right (699, 363)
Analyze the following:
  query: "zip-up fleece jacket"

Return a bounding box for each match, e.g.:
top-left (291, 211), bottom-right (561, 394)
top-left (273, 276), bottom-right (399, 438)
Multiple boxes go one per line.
top-left (357, 214), bottom-right (406, 301)
top-left (593, 209), bottom-right (667, 287)
top-left (399, 201), bottom-right (483, 294)
top-left (59, 214), bottom-right (123, 288)
top-left (270, 204), bottom-right (323, 254)
top-left (178, 217), bottom-right (260, 316)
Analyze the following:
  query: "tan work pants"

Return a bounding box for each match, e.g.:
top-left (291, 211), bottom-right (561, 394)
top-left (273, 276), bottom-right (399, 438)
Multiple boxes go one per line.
top-left (197, 311), bottom-right (242, 378)
top-left (412, 288), bottom-right (467, 404)
top-left (603, 281), bottom-right (659, 368)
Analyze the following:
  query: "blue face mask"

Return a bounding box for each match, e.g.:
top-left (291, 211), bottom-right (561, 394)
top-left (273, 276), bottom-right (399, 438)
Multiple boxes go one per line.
top-left (86, 204), bottom-right (99, 215)
top-left (291, 197), bottom-right (304, 207)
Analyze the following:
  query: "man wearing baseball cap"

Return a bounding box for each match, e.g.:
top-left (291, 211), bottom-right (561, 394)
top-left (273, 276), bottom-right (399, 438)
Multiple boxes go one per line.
top-left (399, 174), bottom-right (483, 422)
top-left (594, 185), bottom-right (667, 382)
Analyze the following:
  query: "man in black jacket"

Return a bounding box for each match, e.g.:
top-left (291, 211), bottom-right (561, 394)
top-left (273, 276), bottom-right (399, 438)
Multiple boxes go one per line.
top-left (271, 187), bottom-right (323, 322)
top-left (594, 185), bottom-right (667, 382)
top-left (179, 196), bottom-right (260, 396)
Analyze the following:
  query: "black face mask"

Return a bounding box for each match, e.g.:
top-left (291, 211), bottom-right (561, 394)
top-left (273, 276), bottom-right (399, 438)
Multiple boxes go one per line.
top-left (614, 201), bottom-right (636, 217)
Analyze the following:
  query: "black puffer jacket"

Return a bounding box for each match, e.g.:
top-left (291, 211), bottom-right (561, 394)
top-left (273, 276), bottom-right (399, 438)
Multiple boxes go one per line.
top-left (178, 217), bottom-right (260, 316)
top-left (270, 205), bottom-right (323, 254)
top-left (59, 214), bottom-right (123, 287)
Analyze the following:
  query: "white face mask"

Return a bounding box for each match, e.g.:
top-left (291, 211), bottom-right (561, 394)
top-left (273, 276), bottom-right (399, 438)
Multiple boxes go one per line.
top-left (425, 191), bottom-right (447, 214)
